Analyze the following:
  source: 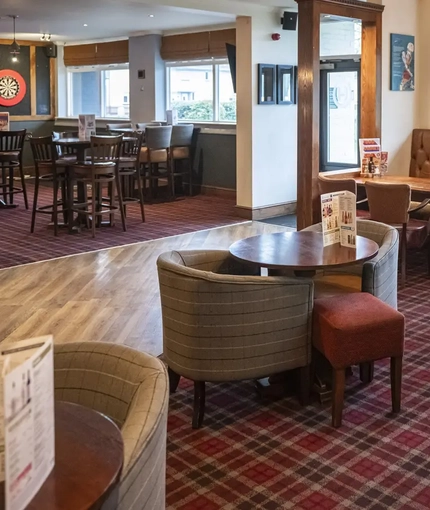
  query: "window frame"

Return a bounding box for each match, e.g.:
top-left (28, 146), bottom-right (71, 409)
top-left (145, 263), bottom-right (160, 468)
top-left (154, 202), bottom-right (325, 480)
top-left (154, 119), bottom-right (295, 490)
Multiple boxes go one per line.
top-left (66, 64), bottom-right (130, 119)
top-left (166, 58), bottom-right (236, 124)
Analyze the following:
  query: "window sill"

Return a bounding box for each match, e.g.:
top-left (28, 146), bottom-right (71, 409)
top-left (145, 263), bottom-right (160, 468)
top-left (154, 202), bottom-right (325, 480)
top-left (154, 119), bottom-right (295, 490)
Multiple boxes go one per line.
top-left (55, 117), bottom-right (131, 128)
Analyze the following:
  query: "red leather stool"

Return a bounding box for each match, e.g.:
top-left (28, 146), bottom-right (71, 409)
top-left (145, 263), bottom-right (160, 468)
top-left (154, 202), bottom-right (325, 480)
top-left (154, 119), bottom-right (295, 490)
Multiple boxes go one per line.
top-left (313, 293), bottom-right (405, 428)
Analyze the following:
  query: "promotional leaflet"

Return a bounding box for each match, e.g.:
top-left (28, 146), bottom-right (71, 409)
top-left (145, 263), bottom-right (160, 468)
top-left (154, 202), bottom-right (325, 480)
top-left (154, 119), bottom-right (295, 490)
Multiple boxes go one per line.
top-left (0, 336), bottom-right (55, 510)
top-left (166, 109), bottom-right (178, 125)
top-left (321, 191), bottom-right (357, 248)
top-left (78, 114), bottom-right (96, 141)
top-left (359, 138), bottom-right (381, 174)
top-left (0, 113), bottom-right (10, 131)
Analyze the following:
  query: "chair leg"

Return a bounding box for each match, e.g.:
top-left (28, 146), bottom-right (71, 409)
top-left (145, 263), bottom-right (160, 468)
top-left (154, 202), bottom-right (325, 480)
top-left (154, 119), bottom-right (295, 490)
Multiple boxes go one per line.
top-left (359, 362), bottom-right (374, 384)
top-left (168, 367), bottom-right (181, 394)
top-left (53, 174), bottom-right (59, 236)
top-left (135, 169), bottom-right (145, 222)
top-left (61, 178), bottom-right (68, 224)
top-left (332, 368), bottom-right (346, 428)
top-left (115, 169), bottom-right (127, 232)
top-left (390, 356), bottom-right (402, 413)
top-left (400, 224), bottom-right (407, 286)
top-left (20, 162), bottom-right (28, 209)
top-left (9, 167), bottom-right (13, 205)
top-left (428, 243), bottom-right (430, 276)
top-left (192, 381), bottom-right (206, 429)
top-left (2, 168), bottom-right (6, 203)
top-left (298, 365), bottom-right (310, 406)
top-left (91, 176), bottom-right (96, 238)
top-left (30, 175), bottom-right (39, 233)
top-left (188, 157), bottom-right (193, 196)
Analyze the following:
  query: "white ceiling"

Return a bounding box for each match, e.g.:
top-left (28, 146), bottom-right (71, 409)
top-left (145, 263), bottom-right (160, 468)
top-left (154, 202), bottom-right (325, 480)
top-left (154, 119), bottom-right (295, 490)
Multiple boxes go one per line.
top-left (0, 0), bottom-right (239, 42)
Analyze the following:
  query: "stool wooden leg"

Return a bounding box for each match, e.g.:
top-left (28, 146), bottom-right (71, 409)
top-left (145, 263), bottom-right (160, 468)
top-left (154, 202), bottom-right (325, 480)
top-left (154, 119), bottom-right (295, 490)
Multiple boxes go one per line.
top-left (31, 175), bottom-right (39, 233)
top-left (192, 381), bottom-right (206, 429)
top-left (8, 167), bottom-right (13, 205)
top-left (298, 365), bottom-right (310, 406)
top-left (390, 356), bottom-right (402, 413)
top-left (168, 367), bottom-right (181, 394)
top-left (19, 163), bottom-right (28, 209)
top-left (359, 362), bottom-right (374, 384)
top-left (332, 368), bottom-right (346, 428)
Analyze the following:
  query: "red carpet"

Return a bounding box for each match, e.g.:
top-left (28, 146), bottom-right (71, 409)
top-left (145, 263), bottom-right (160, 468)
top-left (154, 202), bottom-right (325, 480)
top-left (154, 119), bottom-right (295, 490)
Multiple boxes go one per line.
top-left (166, 253), bottom-right (430, 510)
top-left (0, 183), bottom-right (241, 269)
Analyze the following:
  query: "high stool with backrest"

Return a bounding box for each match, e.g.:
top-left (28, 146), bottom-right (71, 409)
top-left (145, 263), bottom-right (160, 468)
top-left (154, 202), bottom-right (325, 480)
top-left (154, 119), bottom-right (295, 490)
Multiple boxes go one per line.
top-left (312, 293), bottom-right (405, 428)
top-left (0, 129), bottom-right (28, 208)
top-left (71, 135), bottom-right (126, 237)
top-left (140, 126), bottom-right (172, 199)
top-left (170, 124), bottom-right (194, 196)
top-left (29, 136), bottom-right (68, 236)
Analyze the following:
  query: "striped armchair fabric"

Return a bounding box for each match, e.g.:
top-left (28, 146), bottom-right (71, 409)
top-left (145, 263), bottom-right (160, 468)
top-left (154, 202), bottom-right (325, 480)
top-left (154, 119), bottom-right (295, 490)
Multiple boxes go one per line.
top-left (54, 342), bottom-right (168, 510)
top-left (157, 250), bottom-right (314, 427)
top-left (302, 220), bottom-right (399, 309)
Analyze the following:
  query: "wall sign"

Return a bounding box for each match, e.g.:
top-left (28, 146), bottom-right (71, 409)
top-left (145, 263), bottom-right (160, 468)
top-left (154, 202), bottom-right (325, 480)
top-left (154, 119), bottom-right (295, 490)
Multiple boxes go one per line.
top-left (0, 69), bottom-right (27, 107)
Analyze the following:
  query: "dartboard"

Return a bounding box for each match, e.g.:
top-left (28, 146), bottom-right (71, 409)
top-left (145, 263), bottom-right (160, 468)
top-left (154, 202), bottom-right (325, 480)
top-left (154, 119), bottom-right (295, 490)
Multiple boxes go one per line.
top-left (0, 70), bottom-right (26, 107)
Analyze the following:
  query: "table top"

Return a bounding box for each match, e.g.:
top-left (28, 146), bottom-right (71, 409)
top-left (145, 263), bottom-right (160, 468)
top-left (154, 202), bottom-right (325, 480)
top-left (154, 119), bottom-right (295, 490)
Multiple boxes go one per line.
top-left (321, 172), bottom-right (430, 193)
top-left (0, 401), bottom-right (124, 510)
top-left (109, 127), bottom-right (135, 133)
top-left (229, 231), bottom-right (379, 271)
top-left (55, 137), bottom-right (90, 146)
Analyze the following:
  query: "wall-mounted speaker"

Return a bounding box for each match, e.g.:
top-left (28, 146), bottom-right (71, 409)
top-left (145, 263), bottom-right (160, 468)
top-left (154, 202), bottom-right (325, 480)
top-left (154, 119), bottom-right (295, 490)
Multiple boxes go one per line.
top-left (281, 12), bottom-right (298, 31)
top-left (44, 43), bottom-right (57, 58)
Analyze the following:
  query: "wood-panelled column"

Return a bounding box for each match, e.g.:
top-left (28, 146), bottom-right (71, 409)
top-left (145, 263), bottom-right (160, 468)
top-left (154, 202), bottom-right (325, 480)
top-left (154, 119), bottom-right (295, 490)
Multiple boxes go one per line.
top-left (295, 0), bottom-right (385, 230)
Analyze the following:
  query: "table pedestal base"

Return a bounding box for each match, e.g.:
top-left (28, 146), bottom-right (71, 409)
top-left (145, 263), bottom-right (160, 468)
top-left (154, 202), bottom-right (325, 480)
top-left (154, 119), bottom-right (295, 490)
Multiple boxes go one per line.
top-left (0, 199), bottom-right (17, 209)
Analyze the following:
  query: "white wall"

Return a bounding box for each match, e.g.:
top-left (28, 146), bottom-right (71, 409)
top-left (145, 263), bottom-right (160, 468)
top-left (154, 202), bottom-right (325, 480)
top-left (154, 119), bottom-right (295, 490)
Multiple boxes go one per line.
top-left (129, 35), bottom-right (166, 125)
top-left (417, 0), bottom-right (430, 129)
top-left (381, 0), bottom-right (419, 175)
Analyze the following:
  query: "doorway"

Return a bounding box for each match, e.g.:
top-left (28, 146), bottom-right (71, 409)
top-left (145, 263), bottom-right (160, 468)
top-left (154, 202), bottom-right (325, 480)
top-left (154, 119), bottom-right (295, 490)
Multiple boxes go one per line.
top-left (320, 60), bottom-right (361, 172)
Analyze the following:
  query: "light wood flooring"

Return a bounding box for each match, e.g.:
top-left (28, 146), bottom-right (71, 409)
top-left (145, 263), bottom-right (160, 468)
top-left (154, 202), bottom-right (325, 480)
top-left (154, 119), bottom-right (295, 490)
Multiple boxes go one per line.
top-left (0, 221), bottom-right (291, 356)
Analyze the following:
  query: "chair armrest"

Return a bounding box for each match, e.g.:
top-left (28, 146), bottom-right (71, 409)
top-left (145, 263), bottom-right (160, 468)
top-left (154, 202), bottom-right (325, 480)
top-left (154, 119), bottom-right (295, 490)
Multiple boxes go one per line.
top-left (168, 250), bottom-right (260, 276)
top-left (408, 198), bottom-right (430, 213)
top-left (356, 198), bottom-right (368, 205)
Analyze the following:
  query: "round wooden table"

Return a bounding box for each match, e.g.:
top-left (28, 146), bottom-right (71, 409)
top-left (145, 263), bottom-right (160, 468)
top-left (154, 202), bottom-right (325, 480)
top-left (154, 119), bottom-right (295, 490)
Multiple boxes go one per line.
top-left (1, 401), bottom-right (124, 510)
top-left (229, 231), bottom-right (379, 275)
top-left (55, 138), bottom-right (90, 163)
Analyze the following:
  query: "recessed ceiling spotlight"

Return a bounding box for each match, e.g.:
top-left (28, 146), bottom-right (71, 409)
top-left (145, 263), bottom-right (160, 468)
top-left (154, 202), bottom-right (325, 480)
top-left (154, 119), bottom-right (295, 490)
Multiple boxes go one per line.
top-left (83, 23), bottom-right (88, 27)
top-left (324, 15), bottom-right (331, 18)
top-left (148, 14), bottom-right (154, 18)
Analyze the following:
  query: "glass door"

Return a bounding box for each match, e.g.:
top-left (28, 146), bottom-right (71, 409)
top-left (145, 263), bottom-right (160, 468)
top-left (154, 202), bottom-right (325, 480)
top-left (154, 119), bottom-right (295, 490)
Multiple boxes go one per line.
top-left (320, 60), bottom-right (360, 172)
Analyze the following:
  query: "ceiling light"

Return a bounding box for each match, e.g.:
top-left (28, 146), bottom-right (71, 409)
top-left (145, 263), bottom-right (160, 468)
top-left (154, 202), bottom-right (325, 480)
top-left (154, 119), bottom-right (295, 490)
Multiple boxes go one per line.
top-left (8, 15), bottom-right (20, 61)
top-left (83, 23), bottom-right (88, 27)
top-left (11, 56), bottom-right (18, 63)
top-left (148, 14), bottom-right (154, 18)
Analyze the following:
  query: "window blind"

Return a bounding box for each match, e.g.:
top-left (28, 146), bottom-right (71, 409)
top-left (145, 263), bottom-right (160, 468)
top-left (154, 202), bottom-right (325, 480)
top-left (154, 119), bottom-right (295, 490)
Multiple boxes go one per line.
top-left (64, 40), bottom-right (129, 67)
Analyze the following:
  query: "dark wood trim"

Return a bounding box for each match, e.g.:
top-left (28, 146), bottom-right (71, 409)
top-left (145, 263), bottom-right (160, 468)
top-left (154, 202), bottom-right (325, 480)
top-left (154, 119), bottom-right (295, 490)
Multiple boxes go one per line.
top-left (50, 58), bottom-right (57, 118)
top-left (316, 0), bottom-right (384, 11)
top-left (0, 39), bottom-right (52, 47)
top-left (30, 46), bottom-right (37, 117)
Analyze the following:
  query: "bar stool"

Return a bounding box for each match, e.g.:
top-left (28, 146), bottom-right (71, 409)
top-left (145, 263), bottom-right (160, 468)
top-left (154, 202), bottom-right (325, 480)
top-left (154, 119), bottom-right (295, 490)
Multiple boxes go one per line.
top-left (140, 126), bottom-right (172, 199)
top-left (71, 135), bottom-right (126, 237)
top-left (0, 129), bottom-right (28, 208)
top-left (170, 124), bottom-right (194, 196)
top-left (118, 131), bottom-right (145, 222)
top-left (29, 136), bottom-right (68, 236)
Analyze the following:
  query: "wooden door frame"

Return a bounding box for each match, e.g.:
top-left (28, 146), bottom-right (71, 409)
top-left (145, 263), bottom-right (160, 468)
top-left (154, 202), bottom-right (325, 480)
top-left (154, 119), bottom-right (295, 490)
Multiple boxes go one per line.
top-left (295, 0), bottom-right (385, 229)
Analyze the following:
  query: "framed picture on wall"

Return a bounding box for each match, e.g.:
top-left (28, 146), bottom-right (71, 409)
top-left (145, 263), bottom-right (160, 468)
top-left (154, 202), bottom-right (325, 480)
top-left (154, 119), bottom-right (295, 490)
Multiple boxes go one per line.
top-left (258, 64), bottom-right (276, 104)
top-left (390, 33), bottom-right (415, 91)
top-left (277, 65), bottom-right (296, 105)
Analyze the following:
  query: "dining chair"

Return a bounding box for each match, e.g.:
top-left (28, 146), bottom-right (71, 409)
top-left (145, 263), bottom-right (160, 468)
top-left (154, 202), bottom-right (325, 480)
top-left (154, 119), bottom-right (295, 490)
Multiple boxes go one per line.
top-left (71, 135), bottom-right (126, 237)
top-left (318, 176), bottom-right (369, 219)
top-left (157, 249), bottom-right (314, 428)
top-left (52, 131), bottom-right (79, 163)
top-left (136, 122), bottom-right (162, 130)
top-left (106, 122), bottom-right (133, 134)
top-left (29, 136), bottom-right (68, 236)
top-left (365, 181), bottom-right (430, 284)
top-left (0, 129), bottom-right (28, 208)
top-left (170, 124), bottom-right (194, 197)
top-left (54, 342), bottom-right (168, 510)
top-left (408, 129), bottom-right (430, 221)
top-left (140, 126), bottom-right (173, 199)
top-left (118, 131), bottom-right (145, 222)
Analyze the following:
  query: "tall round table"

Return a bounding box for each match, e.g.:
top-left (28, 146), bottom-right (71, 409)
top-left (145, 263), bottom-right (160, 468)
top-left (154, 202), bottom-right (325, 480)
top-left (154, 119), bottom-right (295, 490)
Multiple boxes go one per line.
top-left (0, 401), bottom-right (124, 510)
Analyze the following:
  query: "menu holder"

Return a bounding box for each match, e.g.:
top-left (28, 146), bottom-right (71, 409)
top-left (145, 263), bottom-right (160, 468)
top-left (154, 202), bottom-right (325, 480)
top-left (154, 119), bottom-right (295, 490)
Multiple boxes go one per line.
top-left (0, 336), bottom-right (55, 510)
top-left (166, 109), bottom-right (178, 125)
top-left (359, 138), bottom-right (381, 176)
top-left (321, 191), bottom-right (357, 248)
top-left (78, 114), bottom-right (96, 141)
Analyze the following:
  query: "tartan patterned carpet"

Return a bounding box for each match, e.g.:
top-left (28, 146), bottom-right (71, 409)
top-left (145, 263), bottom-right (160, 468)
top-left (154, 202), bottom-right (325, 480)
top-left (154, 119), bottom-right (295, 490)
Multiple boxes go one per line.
top-left (166, 252), bottom-right (430, 510)
top-left (0, 182), bottom-right (241, 269)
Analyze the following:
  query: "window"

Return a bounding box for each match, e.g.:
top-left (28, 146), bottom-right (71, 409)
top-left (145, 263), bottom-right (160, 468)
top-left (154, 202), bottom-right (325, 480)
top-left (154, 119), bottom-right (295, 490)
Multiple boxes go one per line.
top-left (67, 65), bottom-right (129, 118)
top-left (167, 60), bottom-right (236, 123)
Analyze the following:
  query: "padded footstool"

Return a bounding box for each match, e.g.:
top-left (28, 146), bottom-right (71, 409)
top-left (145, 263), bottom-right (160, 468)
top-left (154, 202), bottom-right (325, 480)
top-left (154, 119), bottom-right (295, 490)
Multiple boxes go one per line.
top-left (312, 293), bottom-right (405, 428)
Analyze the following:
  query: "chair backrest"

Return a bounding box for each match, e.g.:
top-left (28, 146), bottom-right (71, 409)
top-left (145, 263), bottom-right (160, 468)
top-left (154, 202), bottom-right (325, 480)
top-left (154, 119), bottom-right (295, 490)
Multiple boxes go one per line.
top-left (90, 135), bottom-right (123, 163)
top-left (365, 181), bottom-right (410, 224)
top-left (122, 131), bottom-right (144, 158)
top-left (145, 126), bottom-right (172, 150)
top-left (52, 131), bottom-right (78, 139)
top-left (52, 131), bottom-right (79, 156)
top-left (0, 129), bottom-right (26, 153)
top-left (106, 123), bottom-right (132, 131)
top-left (410, 128), bottom-right (430, 178)
top-left (318, 176), bottom-right (357, 196)
top-left (30, 136), bottom-right (56, 167)
top-left (171, 124), bottom-right (194, 147)
top-left (136, 122), bottom-right (162, 130)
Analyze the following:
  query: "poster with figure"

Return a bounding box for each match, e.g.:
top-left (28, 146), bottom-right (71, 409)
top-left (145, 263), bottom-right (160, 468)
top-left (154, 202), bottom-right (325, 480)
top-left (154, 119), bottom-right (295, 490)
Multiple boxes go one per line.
top-left (390, 34), bottom-right (415, 91)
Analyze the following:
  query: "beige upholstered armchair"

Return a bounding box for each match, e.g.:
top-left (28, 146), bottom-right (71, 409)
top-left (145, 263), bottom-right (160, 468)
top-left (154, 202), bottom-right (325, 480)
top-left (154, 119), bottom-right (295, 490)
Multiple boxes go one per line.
top-left (157, 250), bottom-right (314, 428)
top-left (54, 342), bottom-right (168, 510)
top-left (302, 219), bottom-right (399, 309)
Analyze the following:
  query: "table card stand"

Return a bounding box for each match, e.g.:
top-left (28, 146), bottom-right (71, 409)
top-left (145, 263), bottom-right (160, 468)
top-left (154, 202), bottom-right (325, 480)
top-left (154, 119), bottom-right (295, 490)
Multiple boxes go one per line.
top-left (78, 115), bottom-right (96, 141)
top-left (321, 191), bottom-right (357, 248)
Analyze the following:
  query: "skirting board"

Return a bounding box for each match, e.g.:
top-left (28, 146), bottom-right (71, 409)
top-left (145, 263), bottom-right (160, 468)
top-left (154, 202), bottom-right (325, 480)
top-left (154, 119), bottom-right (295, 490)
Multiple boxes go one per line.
top-left (235, 201), bottom-right (297, 220)
top-left (197, 185), bottom-right (236, 200)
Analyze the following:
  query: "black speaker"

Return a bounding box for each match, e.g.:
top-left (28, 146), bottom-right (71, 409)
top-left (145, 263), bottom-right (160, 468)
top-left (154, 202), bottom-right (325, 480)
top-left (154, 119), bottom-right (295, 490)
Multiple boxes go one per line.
top-left (44, 43), bottom-right (57, 58)
top-left (281, 12), bottom-right (298, 31)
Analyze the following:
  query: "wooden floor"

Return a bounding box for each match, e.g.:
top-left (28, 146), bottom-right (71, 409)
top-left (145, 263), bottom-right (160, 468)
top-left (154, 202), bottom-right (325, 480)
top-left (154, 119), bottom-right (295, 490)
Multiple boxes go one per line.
top-left (0, 221), bottom-right (291, 356)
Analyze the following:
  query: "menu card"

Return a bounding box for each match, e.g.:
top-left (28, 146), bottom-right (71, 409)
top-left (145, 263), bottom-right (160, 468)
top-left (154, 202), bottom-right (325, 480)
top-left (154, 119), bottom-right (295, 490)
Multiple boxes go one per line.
top-left (166, 109), bottom-right (178, 125)
top-left (0, 336), bottom-right (55, 510)
top-left (0, 113), bottom-right (10, 131)
top-left (321, 191), bottom-right (357, 248)
top-left (78, 114), bottom-right (96, 141)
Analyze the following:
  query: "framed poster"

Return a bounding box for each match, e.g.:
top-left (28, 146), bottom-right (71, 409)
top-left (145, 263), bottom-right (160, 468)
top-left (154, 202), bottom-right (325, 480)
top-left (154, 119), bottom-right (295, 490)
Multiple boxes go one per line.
top-left (390, 34), bottom-right (415, 91)
top-left (258, 64), bottom-right (276, 105)
top-left (277, 65), bottom-right (296, 105)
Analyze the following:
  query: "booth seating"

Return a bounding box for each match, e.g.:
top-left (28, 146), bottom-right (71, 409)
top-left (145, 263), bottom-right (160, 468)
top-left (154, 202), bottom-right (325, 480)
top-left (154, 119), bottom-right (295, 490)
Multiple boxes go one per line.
top-left (409, 128), bottom-right (430, 220)
top-left (312, 293), bottom-right (405, 428)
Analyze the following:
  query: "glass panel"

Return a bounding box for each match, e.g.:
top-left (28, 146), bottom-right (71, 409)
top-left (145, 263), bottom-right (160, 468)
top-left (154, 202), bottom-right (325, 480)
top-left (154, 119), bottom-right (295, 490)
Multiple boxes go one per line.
top-left (320, 18), bottom-right (362, 57)
top-left (71, 71), bottom-right (101, 117)
top-left (102, 69), bottom-right (130, 118)
top-left (326, 71), bottom-right (359, 164)
top-left (170, 65), bottom-right (214, 121)
top-left (218, 64), bottom-right (236, 122)
top-left (260, 67), bottom-right (274, 102)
